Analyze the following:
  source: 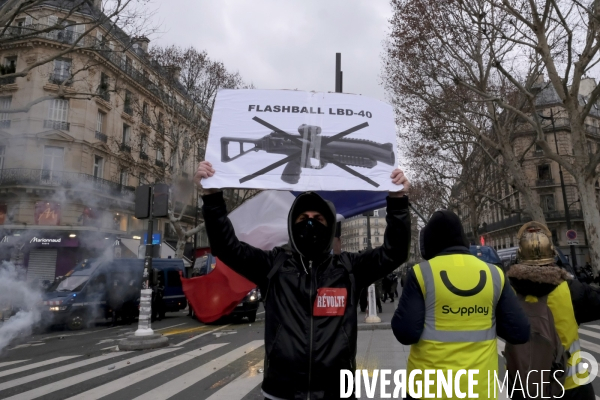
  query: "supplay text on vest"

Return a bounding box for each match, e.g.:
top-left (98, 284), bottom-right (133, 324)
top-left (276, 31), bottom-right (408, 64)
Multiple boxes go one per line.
top-left (340, 369), bottom-right (567, 398)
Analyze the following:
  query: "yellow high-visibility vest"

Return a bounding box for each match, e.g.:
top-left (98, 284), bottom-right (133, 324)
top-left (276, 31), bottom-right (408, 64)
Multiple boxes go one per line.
top-left (408, 254), bottom-right (504, 399)
top-left (546, 281), bottom-right (586, 390)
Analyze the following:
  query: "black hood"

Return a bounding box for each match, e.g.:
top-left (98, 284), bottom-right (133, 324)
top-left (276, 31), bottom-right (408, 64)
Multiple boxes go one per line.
top-left (287, 192), bottom-right (337, 259)
top-left (420, 210), bottom-right (469, 260)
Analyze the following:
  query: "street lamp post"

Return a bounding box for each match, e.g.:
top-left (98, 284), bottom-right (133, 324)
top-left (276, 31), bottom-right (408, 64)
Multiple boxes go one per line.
top-left (538, 110), bottom-right (578, 268)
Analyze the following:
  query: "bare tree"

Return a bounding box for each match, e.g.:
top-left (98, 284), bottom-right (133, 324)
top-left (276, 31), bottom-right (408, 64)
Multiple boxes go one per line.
top-left (0, 0), bottom-right (157, 113)
top-left (383, 0), bottom-right (600, 268)
top-left (146, 45), bottom-right (253, 258)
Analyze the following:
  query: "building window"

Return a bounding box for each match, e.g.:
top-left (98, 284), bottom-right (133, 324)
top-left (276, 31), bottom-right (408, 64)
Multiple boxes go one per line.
top-left (156, 146), bottom-right (163, 162)
top-left (374, 210), bottom-right (379, 217)
top-left (540, 194), bottom-right (556, 212)
top-left (46, 99), bottom-right (69, 130)
top-left (0, 145), bottom-right (4, 170)
top-left (142, 102), bottom-right (150, 125)
top-left (374, 219), bottom-right (379, 226)
top-left (122, 124), bottom-right (130, 144)
top-left (42, 146), bottom-right (64, 180)
top-left (93, 155), bottom-right (104, 178)
top-left (123, 90), bottom-right (133, 114)
top-left (119, 170), bottom-right (128, 186)
top-left (96, 111), bottom-right (105, 133)
top-left (551, 229), bottom-right (559, 245)
top-left (51, 59), bottom-right (71, 85)
top-left (139, 172), bottom-right (146, 185)
top-left (537, 164), bottom-right (552, 180)
top-left (98, 73), bottom-right (110, 101)
top-left (375, 236), bottom-right (380, 243)
top-left (0, 96), bottom-right (11, 128)
top-left (363, 237), bottom-right (367, 244)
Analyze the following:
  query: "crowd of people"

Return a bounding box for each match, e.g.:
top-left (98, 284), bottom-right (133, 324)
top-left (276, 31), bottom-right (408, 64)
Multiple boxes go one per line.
top-left (194, 160), bottom-right (600, 400)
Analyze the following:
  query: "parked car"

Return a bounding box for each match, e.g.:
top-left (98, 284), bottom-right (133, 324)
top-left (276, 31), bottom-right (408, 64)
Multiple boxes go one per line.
top-left (41, 258), bottom-right (187, 330)
top-left (469, 245), bottom-right (504, 270)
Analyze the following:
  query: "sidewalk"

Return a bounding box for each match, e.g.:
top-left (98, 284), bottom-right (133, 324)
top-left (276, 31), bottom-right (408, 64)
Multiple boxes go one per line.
top-left (357, 297), bottom-right (397, 331)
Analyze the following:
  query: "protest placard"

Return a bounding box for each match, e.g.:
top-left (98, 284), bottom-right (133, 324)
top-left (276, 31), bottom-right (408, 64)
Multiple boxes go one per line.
top-left (202, 89), bottom-right (400, 191)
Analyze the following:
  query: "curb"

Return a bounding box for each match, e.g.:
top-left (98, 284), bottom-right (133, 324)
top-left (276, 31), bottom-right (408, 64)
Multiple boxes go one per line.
top-left (357, 322), bottom-right (391, 331)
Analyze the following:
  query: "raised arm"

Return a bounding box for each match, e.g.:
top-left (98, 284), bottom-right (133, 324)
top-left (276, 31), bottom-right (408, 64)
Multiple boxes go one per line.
top-left (196, 161), bottom-right (273, 287)
top-left (349, 169), bottom-right (411, 286)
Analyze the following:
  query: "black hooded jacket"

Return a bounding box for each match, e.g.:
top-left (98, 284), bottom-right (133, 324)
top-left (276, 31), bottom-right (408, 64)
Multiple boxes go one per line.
top-left (202, 191), bottom-right (411, 400)
top-left (391, 210), bottom-right (530, 346)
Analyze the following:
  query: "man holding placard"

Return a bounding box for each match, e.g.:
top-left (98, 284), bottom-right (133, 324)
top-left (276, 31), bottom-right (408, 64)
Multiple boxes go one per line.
top-left (195, 159), bottom-right (410, 400)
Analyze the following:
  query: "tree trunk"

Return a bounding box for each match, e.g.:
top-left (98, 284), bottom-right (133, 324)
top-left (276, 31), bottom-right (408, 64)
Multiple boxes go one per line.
top-left (576, 180), bottom-right (600, 274)
top-left (174, 235), bottom-right (186, 259)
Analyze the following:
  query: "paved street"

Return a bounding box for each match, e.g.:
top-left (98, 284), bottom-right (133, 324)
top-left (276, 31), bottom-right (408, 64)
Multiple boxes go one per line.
top-left (2, 299), bottom-right (600, 399)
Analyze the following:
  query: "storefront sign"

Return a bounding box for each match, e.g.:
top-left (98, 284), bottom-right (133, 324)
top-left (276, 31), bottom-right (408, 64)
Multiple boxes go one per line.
top-left (35, 202), bottom-right (61, 225)
top-left (27, 235), bottom-right (79, 247)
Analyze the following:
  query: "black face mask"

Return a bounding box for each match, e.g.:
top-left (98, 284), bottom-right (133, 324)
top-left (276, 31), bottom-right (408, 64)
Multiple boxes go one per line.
top-left (292, 218), bottom-right (329, 260)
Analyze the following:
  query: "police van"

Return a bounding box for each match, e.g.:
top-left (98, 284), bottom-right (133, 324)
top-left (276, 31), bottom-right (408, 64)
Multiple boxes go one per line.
top-left (40, 258), bottom-right (187, 330)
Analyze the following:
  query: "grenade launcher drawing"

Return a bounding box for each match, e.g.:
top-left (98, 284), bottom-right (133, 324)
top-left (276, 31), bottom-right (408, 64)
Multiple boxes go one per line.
top-left (220, 117), bottom-right (395, 187)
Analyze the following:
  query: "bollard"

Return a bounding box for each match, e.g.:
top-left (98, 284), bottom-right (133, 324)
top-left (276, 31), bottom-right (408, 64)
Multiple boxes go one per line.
top-left (365, 284), bottom-right (381, 323)
top-left (135, 289), bottom-right (154, 336)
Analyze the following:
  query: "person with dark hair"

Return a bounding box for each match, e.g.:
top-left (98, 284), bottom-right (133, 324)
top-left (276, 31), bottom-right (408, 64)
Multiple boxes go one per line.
top-left (392, 210), bottom-right (530, 399)
top-left (195, 160), bottom-right (411, 400)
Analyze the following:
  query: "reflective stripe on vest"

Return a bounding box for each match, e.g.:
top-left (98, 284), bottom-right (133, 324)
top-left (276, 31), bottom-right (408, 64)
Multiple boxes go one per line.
top-left (420, 260), bottom-right (502, 343)
top-left (565, 340), bottom-right (582, 378)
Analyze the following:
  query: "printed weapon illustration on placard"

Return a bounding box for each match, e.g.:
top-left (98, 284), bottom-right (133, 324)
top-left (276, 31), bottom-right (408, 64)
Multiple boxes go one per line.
top-left (220, 117), bottom-right (395, 187)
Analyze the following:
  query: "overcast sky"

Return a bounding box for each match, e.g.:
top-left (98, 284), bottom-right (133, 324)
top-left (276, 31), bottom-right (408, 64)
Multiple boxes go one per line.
top-left (150, 0), bottom-right (393, 103)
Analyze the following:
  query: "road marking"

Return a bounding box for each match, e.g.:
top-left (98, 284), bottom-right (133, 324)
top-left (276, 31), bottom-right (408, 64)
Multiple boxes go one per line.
top-left (206, 361), bottom-right (264, 400)
top-left (161, 326), bottom-right (210, 336)
top-left (131, 340), bottom-right (264, 400)
top-left (95, 339), bottom-right (115, 345)
top-left (0, 356), bottom-right (80, 378)
top-left (176, 325), bottom-right (231, 346)
top-left (257, 311), bottom-right (265, 315)
top-left (584, 325), bottom-right (600, 331)
top-left (9, 343), bottom-right (44, 350)
top-left (154, 323), bottom-right (187, 331)
top-left (101, 346), bottom-right (118, 351)
top-left (0, 360), bottom-right (29, 369)
top-left (213, 330), bottom-right (237, 338)
top-left (63, 343), bottom-right (227, 400)
top-left (38, 326), bottom-right (120, 340)
top-left (3, 348), bottom-right (178, 400)
top-left (0, 352), bottom-right (126, 391)
top-left (579, 328), bottom-right (600, 341)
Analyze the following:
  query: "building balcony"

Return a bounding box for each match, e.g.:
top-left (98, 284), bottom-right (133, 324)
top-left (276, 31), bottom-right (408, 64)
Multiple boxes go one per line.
top-left (120, 143), bottom-right (131, 153)
top-left (535, 178), bottom-right (555, 187)
top-left (140, 152), bottom-right (149, 161)
top-left (97, 91), bottom-right (110, 102)
top-left (94, 131), bottom-right (107, 143)
top-left (123, 104), bottom-right (133, 115)
top-left (48, 74), bottom-right (72, 86)
top-left (142, 115), bottom-right (152, 126)
top-left (0, 168), bottom-right (135, 198)
top-left (155, 159), bottom-right (165, 168)
top-left (479, 210), bottom-right (584, 233)
top-left (544, 210), bottom-right (584, 221)
top-left (44, 120), bottom-right (70, 131)
top-left (0, 120), bottom-right (10, 129)
top-left (0, 76), bottom-right (16, 85)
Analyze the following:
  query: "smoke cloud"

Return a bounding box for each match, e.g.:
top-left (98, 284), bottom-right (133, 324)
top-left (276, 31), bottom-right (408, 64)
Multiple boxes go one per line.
top-left (0, 261), bottom-right (43, 352)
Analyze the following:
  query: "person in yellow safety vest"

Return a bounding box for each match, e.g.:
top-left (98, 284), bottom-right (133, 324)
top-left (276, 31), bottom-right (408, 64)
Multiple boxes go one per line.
top-left (506, 221), bottom-right (600, 399)
top-left (391, 210), bottom-right (530, 399)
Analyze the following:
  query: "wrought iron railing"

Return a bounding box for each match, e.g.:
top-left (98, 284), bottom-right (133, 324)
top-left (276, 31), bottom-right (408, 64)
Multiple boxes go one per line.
top-left (140, 152), bottom-right (149, 161)
top-left (123, 104), bottom-right (133, 115)
top-left (48, 74), bottom-right (72, 86)
top-left (44, 120), bottom-right (70, 130)
top-left (95, 131), bottom-right (107, 143)
top-left (0, 120), bottom-right (10, 129)
top-left (0, 168), bottom-right (135, 198)
top-left (479, 210), bottom-right (584, 233)
top-left (0, 76), bottom-right (16, 85)
top-left (120, 143), bottom-right (131, 153)
top-left (0, 24), bottom-right (211, 118)
top-left (155, 159), bottom-right (165, 168)
top-left (535, 178), bottom-right (555, 186)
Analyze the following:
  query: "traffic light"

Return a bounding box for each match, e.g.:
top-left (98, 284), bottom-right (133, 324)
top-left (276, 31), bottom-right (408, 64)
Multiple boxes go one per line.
top-left (135, 185), bottom-right (151, 219)
top-left (152, 183), bottom-right (170, 218)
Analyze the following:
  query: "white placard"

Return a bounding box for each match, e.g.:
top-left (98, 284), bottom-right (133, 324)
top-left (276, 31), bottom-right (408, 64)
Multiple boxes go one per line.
top-left (202, 89), bottom-right (399, 191)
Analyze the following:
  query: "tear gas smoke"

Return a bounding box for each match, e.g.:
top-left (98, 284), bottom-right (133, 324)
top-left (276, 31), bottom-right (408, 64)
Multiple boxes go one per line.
top-left (0, 261), bottom-right (42, 352)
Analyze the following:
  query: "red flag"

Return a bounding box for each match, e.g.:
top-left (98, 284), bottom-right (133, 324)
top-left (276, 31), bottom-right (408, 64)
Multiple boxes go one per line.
top-left (181, 257), bottom-right (256, 323)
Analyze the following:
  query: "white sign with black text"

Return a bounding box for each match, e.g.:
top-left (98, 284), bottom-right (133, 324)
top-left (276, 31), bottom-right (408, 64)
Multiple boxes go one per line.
top-left (202, 89), bottom-right (400, 191)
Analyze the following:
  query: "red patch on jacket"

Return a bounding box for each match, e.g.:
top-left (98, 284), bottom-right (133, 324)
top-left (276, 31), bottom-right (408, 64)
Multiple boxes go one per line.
top-left (313, 288), bottom-right (347, 316)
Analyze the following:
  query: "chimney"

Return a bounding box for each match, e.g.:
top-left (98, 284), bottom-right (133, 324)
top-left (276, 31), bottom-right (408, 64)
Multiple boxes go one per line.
top-left (165, 65), bottom-right (181, 81)
top-left (132, 36), bottom-right (150, 52)
top-left (579, 77), bottom-right (597, 97)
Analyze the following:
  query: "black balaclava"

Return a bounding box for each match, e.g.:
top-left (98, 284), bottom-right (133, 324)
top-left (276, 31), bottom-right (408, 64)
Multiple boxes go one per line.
top-left (288, 192), bottom-right (336, 261)
top-left (420, 210), bottom-right (469, 260)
